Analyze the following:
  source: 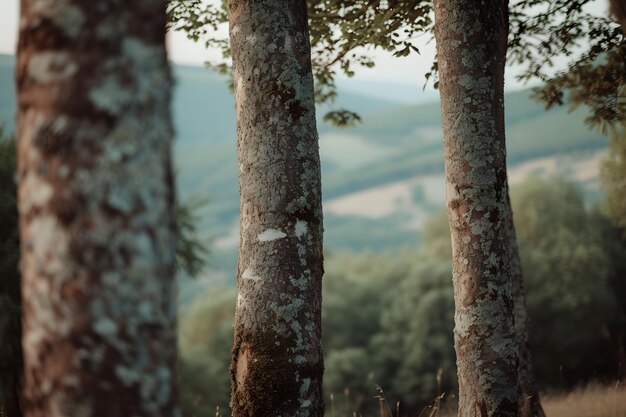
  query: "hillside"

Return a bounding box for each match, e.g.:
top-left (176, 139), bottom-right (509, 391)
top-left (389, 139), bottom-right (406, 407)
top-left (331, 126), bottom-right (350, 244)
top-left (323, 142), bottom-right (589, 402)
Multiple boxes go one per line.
top-left (0, 53), bottom-right (609, 286)
top-left (0, 54), bottom-right (402, 143)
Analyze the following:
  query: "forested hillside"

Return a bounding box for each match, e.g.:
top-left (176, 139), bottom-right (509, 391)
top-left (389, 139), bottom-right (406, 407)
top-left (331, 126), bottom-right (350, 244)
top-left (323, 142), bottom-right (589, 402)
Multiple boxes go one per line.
top-left (0, 52), bottom-right (608, 278)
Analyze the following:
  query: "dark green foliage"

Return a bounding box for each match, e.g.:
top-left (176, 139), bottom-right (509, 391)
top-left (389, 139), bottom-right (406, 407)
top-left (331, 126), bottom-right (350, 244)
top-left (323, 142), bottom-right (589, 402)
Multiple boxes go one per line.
top-left (591, 209), bottom-right (626, 381)
top-left (512, 178), bottom-right (622, 387)
top-left (421, 209), bottom-right (451, 261)
top-left (0, 131), bottom-right (22, 416)
top-left (165, 0), bottom-right (433, 126)
top-left (175, 195), bottom-right (210, 278)
top-left (178, 177), bottom-right (625, 415)
top-left (178, 289), bottom-right (236, 417)
top-left (373, 261), bottom-right (456, 411)
top-left (508, 0), bottom-right (626, 128)
top-left (307, 0), bottom-right (432, 114)
top-left (323, 348), bottom-right (372, 401)
top-left (166, 0), bottom-right (229, 63)
top-left (322, 110), bottom-right (362, 128)
top-left (166, 1), bottom-right (625, 128)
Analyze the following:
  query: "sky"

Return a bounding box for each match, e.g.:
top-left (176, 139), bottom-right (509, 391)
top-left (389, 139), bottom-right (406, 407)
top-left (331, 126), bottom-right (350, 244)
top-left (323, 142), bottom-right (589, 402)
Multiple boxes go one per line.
top-left (0, 1), bottom-right (609, 95)
top-left (0, 1), bottom-right (434, 87)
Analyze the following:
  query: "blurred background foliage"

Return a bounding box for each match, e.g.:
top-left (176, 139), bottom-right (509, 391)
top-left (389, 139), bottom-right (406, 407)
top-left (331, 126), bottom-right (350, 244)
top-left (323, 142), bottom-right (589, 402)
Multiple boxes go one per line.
top-left (0, 130), bottom-right (22, 416)
top-left (177, 176), bottom-right (626, 417)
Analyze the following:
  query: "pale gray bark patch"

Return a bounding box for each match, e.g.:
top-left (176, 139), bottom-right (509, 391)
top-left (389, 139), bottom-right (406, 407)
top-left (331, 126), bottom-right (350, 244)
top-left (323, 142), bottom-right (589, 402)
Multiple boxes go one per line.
top-left (16, 0), bottom-right (180, 416)
top-left (434, 1), bottom-right (519, 416)
top-left (228, 2), bottom-right (324, 417)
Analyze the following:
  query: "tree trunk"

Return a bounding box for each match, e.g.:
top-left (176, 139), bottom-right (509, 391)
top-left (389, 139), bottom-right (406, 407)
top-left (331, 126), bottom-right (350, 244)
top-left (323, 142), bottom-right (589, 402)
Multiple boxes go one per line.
top-left (433, 1), bottom-right (519, 416)
top-left (610, 0), bottom-right (626, 32)
top-left (505, 197), bottom-right (546, 417)
top-left (228, 2), bottom-right (325, 417)
top-left (16, 1), bottom-right (179, 416)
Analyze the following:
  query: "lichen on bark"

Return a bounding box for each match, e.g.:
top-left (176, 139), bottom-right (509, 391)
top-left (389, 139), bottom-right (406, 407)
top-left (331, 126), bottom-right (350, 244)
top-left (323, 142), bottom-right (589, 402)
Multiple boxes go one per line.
top-left (505, 194), bottom-right (545, 417)
top-left (228, 1), bottom-right (324, 417)
top-left (16, 0), bottom-right (180, 416)
top-left (434, 1), bottom-right (519, 416)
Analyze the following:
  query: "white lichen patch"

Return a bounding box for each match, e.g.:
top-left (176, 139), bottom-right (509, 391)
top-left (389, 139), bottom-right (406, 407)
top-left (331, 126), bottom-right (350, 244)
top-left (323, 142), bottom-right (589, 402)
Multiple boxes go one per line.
top-left (89, 76), bottom-right (134, 115)
top-left (129, 232), bottom-right (156, 270)
top-left (299, 377), bottom-right (312, 407)
top-left (300, 377), bottom-right (311, 395)
top-left (122, 38), bottom-right (167, 100)
top-left (28, 215), bottom-right (70, 278)
top-left (470, 215), bottom-right (492, 236)
top-left (58, 165), bottom-right (70, 178)
top-left (52, 115), bottom-right (68, 133)
top-left (295, 219), bottom-right (308, 238)
top-left (115, 365), bottom-right (140, 385)
top-left (22, 322), bottom-right (47, 367)
top-left (138, 301), bottom-right (153, 320)
top-left (94, 318), bottom-right (119, 337)
top-left (290, 271), bottom-right (310, 291)
top-left (297, 244), bottom-right (307, 266)
top-left (257, 228), bottom-right (287, 242)
top-left (242, 268), bottom-right (262, 281)
top-left (283, 33), bottom-right (293, 52)
top-left (31, 0), bottom-right (85, 38)
top-left (28, 51), bottom-right (78, 84)
top-left (20, 173), bottom-right (53, 212)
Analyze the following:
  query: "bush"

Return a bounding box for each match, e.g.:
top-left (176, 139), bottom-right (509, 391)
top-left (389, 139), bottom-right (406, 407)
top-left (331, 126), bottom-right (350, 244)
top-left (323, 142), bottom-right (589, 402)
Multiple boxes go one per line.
top-left (176, 177), bottom-right (626, 415)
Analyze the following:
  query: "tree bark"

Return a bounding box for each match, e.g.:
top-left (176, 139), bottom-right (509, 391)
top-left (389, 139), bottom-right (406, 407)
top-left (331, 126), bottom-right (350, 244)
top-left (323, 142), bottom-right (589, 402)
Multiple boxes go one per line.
top-left (610, 0), bottom-right (626, 32)
top-left (16, 1), bottom-right (179, 416)
top-left (227, 2), bottom-right (325, 417)
top-left (505, 197), bottom-right (546, 417)
top-left (433, 1), bottom-right (519, 416)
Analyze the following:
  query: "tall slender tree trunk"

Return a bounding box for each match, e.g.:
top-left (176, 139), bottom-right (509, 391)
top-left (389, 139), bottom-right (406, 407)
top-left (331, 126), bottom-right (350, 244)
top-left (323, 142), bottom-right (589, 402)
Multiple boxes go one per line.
top-left (433, 1), bottom-right (519, 416)
top-left (506, 197), bottom-right (546, 417)
top-left (16, 1), bottom-right (179, 416)
top-left (228, 2), bottom-right (325, 417)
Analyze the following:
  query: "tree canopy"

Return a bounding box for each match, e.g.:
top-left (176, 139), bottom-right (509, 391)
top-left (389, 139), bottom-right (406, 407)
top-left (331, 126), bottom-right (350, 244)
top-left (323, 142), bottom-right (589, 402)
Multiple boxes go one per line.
top-left (167, 0), bottom-right (625, 128)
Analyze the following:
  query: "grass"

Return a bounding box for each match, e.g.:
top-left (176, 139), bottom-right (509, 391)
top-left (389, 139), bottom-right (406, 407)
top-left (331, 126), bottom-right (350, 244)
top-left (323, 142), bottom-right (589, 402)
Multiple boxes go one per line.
top-left (541, 383), bottom-right (626, 417)
top-left (434, 383), bottom-right (626, 417)
top-left (360, 382), bottom-right (626, 417)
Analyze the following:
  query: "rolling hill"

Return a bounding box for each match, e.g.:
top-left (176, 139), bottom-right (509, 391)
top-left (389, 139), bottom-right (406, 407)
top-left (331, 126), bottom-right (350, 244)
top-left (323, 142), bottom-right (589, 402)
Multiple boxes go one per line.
top-left (0, 53), bottom-right (609, 287)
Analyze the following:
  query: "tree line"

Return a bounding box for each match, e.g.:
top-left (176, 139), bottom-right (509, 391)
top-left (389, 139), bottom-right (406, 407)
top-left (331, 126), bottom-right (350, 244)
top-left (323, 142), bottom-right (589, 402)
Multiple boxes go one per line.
top-left (1, 1), bottom-right (625, 417)
top-left (177, 177), bottom-right (626, 416)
